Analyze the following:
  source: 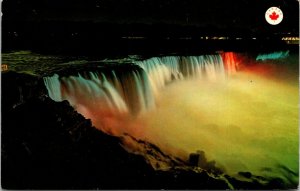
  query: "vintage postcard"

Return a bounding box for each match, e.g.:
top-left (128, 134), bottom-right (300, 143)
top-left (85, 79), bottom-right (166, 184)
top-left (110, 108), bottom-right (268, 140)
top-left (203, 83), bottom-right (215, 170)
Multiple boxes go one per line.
top-left (1, 0), bottom-right (299, 189)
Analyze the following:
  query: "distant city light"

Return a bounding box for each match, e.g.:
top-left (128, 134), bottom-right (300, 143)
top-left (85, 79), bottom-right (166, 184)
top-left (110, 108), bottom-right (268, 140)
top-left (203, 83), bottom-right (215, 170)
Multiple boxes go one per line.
top-left (121, 36), bottom-right (146, 39)
top-left (281, 37), bottom-right (299, 44)
top-left (281, 37), bottom-right (299, 41)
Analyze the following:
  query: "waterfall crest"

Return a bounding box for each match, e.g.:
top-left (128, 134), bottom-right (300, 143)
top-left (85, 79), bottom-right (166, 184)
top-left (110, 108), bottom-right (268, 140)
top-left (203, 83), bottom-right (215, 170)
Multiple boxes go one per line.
top-left (44, 53), bottom-right (238, 114)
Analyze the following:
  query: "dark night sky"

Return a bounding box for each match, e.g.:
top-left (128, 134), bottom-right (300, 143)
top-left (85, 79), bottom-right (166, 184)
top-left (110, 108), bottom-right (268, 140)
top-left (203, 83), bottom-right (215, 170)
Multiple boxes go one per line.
top-left (1, 0), bottom-right (299, 53)
top-left (1, 0), bottom-right (299, 44)
top-left (3, 0), bottom-right (299, 29)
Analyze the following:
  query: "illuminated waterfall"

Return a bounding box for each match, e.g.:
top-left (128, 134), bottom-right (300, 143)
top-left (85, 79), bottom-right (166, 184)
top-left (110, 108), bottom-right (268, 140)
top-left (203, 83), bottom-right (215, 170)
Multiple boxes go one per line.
top-left (222, 52), bottom-right (238, 75)
top-left (42, 52), bottom-right (299, 186)
top-left (135, 54), bottom-right (229, 96)
top-left (256, 50), bottom-right (289, 61)
top-left (135, 56), bottom-right (183, 96)
top-left (44, 69), bottom-right (155, 115)
top-left (44, 74), bottom-right (62, 102)
top-left (44, 53), bottom-right (238, 115)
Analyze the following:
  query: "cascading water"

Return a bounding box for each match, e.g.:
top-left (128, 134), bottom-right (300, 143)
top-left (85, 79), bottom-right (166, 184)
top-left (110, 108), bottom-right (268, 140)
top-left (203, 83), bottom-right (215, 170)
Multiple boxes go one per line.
top-left (44, 68), bottom-right (155, 115)
top-left (43, 53), bottom-right (237, 140)
top-left (43, 51), bottom-right (299, 187)
top-left (135, 54), bottom-right (233, 97)
top-left (43, 52), bottom-right (240, 167)
top-left (44, 53), bottom-right (236, 116)
top-left (44, 74), bottom-right (62, 102)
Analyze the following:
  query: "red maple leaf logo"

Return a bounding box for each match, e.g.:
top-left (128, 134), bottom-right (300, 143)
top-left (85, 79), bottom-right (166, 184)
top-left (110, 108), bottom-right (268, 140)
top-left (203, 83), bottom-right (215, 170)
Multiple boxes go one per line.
top-left (269, 11), bottom-right (279, 20)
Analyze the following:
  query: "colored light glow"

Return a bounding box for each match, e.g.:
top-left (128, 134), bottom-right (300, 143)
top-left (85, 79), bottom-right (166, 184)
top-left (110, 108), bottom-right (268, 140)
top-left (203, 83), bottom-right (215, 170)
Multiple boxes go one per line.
top-left (44, 52), bottom-right (298, 187)
top-left (256, 51), bottom-right (289, 61)
top-left (222, 52), bottom-right (238, 75)
top-left (136, 58), bottom-right (298, 185)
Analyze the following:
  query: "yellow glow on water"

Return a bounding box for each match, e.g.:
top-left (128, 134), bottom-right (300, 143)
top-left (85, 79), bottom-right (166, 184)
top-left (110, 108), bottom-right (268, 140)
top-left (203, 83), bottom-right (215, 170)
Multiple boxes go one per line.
top-left (41, 52), bottom-right (298, 187)
top-left (138, 67), bottom-right (298, 181)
